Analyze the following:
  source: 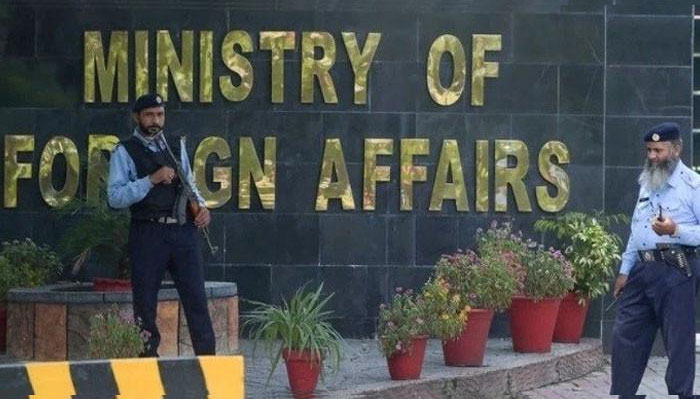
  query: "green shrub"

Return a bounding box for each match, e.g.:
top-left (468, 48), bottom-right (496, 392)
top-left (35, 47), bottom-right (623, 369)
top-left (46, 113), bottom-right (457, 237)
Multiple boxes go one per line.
top-left (58, 197), bottom-right (130, 279)
top-left (535, 212), bottom-right (627, 301)
top-left (0, 239), bottom-right (62, 301)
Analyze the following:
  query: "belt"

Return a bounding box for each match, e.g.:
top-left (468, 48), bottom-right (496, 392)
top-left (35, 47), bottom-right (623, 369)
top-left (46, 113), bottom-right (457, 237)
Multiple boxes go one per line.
top-left (637, 244), bottom-right (696, 277)
top-left (150, 216), bottom-right (179, 224)
top-left (637, 245), bottom-right (699, 263)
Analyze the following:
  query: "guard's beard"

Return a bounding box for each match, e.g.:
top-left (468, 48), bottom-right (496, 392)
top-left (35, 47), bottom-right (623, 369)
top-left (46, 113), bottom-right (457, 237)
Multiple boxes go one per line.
top-left (638, 156), bottom-right (679, 192)
top-left (138, 123), bottom-right (163, 138)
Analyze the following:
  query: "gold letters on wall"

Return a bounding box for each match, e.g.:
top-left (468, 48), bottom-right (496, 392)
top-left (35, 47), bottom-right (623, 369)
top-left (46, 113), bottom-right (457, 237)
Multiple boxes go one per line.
top-left (4, 135), bottom-right (34, 208)
top-left (316, 138), bottom-right (355, 211)
top-left (157, 30), bottom-right (194, 102)
top-left (193, 137), bottom-right (232, 209)
top-left (430, 140), bottom-right (468, 211)
top-left (82, 30), bottom-right (502, 106)
top-left (301, 32), bottom-right (338, 104)
top-left (2, 135), bottom-right (570, 212)
top-left (426, 34), bottom-right (466, 106)
top-left (471, 34), bottom-right (501, 106)
top-left (239, 137), bottom-right (276, 210)
top-left (494, 140), bottom-right (531, 212)
top-left (536, 141), bottom-right (570, 212)
top-left (84, 31), bottom-right (128, 103)
top-left (220, 31), bottom-right (254, 102)
top-left (86, 134), bottom-right (119, 205)
top-left (363, 139), bottom-right (393, 210)
top-left (260, 31), bottom-right (296, 103)
top-left (400, 139), bottom-right (429, 211)
top-left (200, 31), bottom-right (214, 103)
top-left (342, 32), bottom-right (381, 105)
top-left (39, 137), bottom-right (80, 208)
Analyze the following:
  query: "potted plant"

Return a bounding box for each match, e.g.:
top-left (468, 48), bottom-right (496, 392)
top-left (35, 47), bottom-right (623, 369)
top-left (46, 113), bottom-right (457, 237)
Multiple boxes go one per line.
top-left (426, 250), bottom-right (516, 366)
top-left (243, 283), bottom-right (344, 399)
top-left (0, 239), bottom-right (63, 352)
top-left (88, 305), bottom-right (146, 359)
top-left (534, 212), bottom-right (626, 343)
top-left (57, 195), bottom-right (131, 292)
top-left (508, 247), bottom-right (575, 353)
top-left (477, 221), bottom-right (575, 353)
top-left (377, 287), bottom-right (429, 380)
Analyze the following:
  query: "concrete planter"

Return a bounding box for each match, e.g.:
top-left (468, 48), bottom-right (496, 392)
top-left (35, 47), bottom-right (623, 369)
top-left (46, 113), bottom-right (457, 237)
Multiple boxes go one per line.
top-left (6, 281), bottom-right (238, 361)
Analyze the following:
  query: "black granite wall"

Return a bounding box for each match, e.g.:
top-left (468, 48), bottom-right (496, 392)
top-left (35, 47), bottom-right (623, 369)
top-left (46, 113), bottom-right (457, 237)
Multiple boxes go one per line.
top-left (0, 0), bottom-right (695, 349)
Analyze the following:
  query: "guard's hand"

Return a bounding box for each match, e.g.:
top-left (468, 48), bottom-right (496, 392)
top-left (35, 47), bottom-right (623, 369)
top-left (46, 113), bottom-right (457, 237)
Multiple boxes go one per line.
top-left (149, 166), bottom-right (176, 185)
top-left (652, 216), bottom-right (676, 236)
top-left (194, 206), bottom-right (211, 229)
top-left (613, 274), bottom-right (628, 298)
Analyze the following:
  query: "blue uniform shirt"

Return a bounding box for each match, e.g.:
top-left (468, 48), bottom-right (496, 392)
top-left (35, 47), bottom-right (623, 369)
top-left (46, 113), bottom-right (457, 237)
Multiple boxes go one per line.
top-left (620, 160), bottom-right (700, 275)
top-left (107, 129), bottom-right (205, 209)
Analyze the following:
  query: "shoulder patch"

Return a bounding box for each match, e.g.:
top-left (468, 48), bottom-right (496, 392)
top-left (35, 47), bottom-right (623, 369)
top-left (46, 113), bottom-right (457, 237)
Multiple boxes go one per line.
top-left (681, 167), bottom-right (700, 188)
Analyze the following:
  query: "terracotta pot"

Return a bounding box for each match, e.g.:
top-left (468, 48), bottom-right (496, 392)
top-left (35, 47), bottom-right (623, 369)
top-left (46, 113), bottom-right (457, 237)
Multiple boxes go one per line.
top-left (442, 309), bottom-right (494, 366)
top-left (508, 296), bottom-right (561, 353)
top-left (92, 278), bottom-right (132, 292)
top-left (0, 304), bottom-right (6, 353)
top-left (386, 335), bottom-right (428, 380)
top-left (553, 292), bottom-right (590, 343)
top-left (282, 348), bottom-right (322, 398)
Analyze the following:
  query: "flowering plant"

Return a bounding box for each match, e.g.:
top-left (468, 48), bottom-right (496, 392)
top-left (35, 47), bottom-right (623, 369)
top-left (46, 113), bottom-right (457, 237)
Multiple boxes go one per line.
top-left (435, 249), bottom-right (517, 313)
top-left (421, 276), bottom-right (470, 340)
top-left (476, 220), bottom-right (575, 300)
top-left (520, 247), bottom-right (575, 300)
top-left (476, 221), bottom-right (531, 294)
top-left (377, 288), bottom-right (429, 357)
top-left (88, 305), bottom-right (146, 359)
top-left (476, 220), bottom-right (531, 260)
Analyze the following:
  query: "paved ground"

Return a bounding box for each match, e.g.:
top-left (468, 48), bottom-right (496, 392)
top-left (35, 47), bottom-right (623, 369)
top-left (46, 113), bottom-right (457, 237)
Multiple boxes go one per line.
top-left (522, 357), bottom-right (699, 399)
top-left (243, 338), bottom-right (603, 398)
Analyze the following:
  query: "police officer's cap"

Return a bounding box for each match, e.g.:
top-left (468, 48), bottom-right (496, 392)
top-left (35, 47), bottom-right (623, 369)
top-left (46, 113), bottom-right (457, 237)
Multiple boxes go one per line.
top-left (132, 93), bottom-right (165, 113)
top-left (644, 122), bottom-right (680, 142)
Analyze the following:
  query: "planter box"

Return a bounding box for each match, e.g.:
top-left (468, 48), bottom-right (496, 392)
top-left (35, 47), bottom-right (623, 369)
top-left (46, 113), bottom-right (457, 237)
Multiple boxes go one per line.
top-left (6, 281), bottom-right (238, 361)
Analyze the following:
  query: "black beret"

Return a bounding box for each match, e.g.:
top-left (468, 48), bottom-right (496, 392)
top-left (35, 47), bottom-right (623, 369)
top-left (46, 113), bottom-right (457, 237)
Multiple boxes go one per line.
top-left (644, 122), bottom-right (680, 142)
top-left (132, 93), bottom-right (165, 113)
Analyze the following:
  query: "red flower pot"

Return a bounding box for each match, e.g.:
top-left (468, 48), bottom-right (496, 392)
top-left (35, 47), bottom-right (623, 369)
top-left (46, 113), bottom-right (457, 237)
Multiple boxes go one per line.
top-left (553, 293), bottom-right (590, 343)
top-left (386, 335), bottom-right (428, 380)
top-left (509, 296), bottom-right (561, 353)
top-left (282, 348), bottom-right (322, 398)
top-left (92, 278), bottom-right (132, 292)
top-left (442, 309), bottom-right (494, 367)
top-left (0, 305), bottom-right (6, 353)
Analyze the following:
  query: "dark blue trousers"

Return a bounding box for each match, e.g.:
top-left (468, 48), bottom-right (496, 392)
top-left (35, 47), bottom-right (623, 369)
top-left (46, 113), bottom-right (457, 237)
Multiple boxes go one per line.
top-left (129, 220), bottom-right (215, 356)
top-left (610, 257), bottom-right (700, 398)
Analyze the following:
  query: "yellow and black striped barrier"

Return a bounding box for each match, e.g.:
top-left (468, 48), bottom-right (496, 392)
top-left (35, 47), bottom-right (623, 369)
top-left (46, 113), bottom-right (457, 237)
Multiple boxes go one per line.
top-left (0, 355), bottom-right (244, 398)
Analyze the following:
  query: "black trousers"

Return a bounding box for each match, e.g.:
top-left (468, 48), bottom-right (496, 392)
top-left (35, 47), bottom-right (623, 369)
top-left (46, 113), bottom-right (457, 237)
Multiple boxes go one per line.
top-left (129, 220), bottom-right (215, 356)
top-left (610, 257), bottom-right (700, 398)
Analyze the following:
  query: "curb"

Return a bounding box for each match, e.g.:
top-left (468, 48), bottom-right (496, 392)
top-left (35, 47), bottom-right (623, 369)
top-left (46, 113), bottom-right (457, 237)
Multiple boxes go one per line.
top-left (0, 355), bottom-right (244, 398)
top-left (328, 340), bottom-right (604, 398)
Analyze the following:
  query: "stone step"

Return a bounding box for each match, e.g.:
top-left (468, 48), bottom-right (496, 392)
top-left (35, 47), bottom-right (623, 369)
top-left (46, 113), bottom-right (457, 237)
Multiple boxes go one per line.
top-left (243, 338), bottom-right (604, 398)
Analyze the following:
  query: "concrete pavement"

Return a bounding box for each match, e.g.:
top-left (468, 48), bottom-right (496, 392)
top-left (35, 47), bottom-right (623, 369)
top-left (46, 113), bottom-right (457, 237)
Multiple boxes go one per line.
top-left (522, 357), bottom-right (700, 399)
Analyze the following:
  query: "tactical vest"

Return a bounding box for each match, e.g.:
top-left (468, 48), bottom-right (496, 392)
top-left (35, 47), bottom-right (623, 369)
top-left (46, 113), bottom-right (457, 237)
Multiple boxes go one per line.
top-left (120, 135), bottom-right (182, 220)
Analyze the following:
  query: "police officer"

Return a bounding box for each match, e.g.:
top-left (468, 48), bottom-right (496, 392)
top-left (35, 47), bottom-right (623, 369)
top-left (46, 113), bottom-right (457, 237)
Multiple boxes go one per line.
top-left (611, 122), bottom-right (700, 398)
top-left (107, 93), bottom-right (215, 356)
